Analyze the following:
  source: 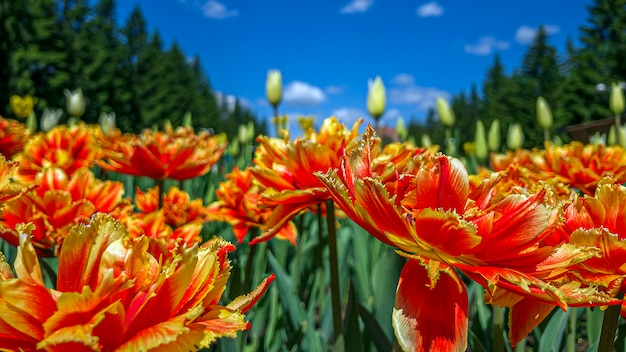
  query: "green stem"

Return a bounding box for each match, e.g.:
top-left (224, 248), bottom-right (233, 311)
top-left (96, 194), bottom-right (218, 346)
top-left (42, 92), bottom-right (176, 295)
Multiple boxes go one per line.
top-left (243, 241), bottom-right (258, 293)
top-left (598, 293), bottom-right (624, 352)
top-left (493, 306), bottom-right (505, 352)
top-left (325, 200), bottom-right (343, 347)
top-left (155, 178), bottom-right (165, 210)
top-left (565, 308), bottom-right (576, 352)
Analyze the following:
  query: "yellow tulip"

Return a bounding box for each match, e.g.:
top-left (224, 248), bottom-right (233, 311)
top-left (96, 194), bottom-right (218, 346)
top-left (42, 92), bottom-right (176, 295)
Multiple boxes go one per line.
top-left (9, 95), bottom-right (36, 119)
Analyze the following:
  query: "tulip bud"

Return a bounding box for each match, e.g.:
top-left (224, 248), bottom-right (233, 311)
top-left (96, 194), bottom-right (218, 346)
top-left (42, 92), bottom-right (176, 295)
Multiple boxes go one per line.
top-left (474, 120), bottom-right (488, 161)
top-left (610, 82), bottom-right (625, 116)
top-left (266, 70), bottom-right (282, 108)
top-left (488, 119), bottom-right (500, 152)
top-left (99, 112), bottom-right (116, 135)
top-left (396, 116), bottom-right (408, 141)
top-left (507, 123), bottom-right (524, 150)
top-left (64, 88), bottom-right (86, 118)
top-left (367, 76), bottom-right (386, 120)
top-left (536, 96), bottom-right (553, 129)
top-left (420, 134), bottom-right (432, 148)
top-left (238, 124), bottom-right (249, 144)
top-left (182, 111), bottom-right (193, 128)
top-left (246, 120), bottom-right (255, 141)
top-left (608, 125), bottom-right (617, 146)
top-left (10, 95), bottom-right (36, 119)
top-left (436, 97), bottom-right (455, 127)
top-left (41, 108), bottom-right (63, 132)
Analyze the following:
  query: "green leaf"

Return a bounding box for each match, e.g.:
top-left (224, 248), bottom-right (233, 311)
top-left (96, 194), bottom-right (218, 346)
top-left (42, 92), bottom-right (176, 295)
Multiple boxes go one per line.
top-left (358, 302), bottom-right (393, 352)
top-left (539, 308), bottom-right (569, 352)
top-left (371, 247), bottom-right (404, 341)
top-left (268, 251), bottom-right (324, 351)
top-left (343, 281), bottom-right (365, 352)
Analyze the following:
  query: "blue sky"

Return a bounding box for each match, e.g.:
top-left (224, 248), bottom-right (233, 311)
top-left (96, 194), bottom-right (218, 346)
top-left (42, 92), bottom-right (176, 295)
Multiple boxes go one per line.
top-left (116, 0), bottom-right (593, 132)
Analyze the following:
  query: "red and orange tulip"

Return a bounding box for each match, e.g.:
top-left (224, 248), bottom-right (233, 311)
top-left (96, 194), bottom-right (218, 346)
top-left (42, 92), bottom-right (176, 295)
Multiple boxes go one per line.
top-left (13, 124), bottom-right (103, 183)
top-left (209, 166), bottom-right (297, 244)
top-left (316, 126), bottom-right (620, 351)
top-left (0, 167), bottom-right (130, 253)
top-left (250, 117), bottom-right (424, 243)
top-left (0, 214), bottom-right (274, 351)
top-left (0, 117), bottom-right (28, 159)
top-left (135, 186), bottom-right (209, 227)
top-left (99, 125), bottom-right (227, 181)
top-left (124, 210), bottom-right (204, 261)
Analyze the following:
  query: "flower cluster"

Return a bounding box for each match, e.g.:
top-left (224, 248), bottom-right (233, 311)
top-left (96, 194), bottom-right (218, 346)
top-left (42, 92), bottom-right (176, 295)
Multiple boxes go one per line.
top-left (0, 117), bottom-right (273, 350)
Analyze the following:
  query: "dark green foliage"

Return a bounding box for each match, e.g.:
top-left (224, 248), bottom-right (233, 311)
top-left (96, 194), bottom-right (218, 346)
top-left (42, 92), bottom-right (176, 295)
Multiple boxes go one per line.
top-left (0, 0), bottom-right (264, 139)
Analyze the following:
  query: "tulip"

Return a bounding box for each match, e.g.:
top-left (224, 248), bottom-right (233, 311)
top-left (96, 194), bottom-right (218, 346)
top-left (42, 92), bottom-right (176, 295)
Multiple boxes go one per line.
top-left (474, 120), bottom-right (488, 161)
top-left (507, 123), bottom-right (524, 150)
top-left (420, 134), bottom-right (432, 148)
top-left (182, 111), bottom-right (193, 128)
top-left (9, 95), bottom-right (36, 119)
top-left (436, 97), bottom-right (455, 127)
top-left (367, 76), bottom-right (386, 123)
top-left (246, 120), bottom-right (256, 141)
top-left (396, 116), bottom-right (408, 141)
top-left (266, 70), bottom-right (282, 108)
top-left (536, 96), bottom-right (553, 129)
top-left (99, 111), bottom-right (116, 135)
top-left (610, 82), bottom-right (625, 116)
top-left (40, 108), bottom-right (63, 132)
top-left (238, 124), bottom-right (249, 144)
top-left (64, 88), bottom-right (86, 118)
top-left (488, 118), bottom-right (501, 152)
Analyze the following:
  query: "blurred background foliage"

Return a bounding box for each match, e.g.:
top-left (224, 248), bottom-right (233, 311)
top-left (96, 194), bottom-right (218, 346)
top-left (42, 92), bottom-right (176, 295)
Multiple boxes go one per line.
top-left (1, 0), bottom-right (625, 147)
top-left (0, 0), bottom-right (267, 139)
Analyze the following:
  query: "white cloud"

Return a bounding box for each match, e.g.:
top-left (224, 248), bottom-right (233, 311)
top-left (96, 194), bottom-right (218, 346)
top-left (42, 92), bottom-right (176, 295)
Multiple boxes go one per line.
top-left (284, 81), bottom-right (326, 106)
top-left (392, 73), bottom-right (415, 86)
top-left (202, 1), bottom-right (238, 19)
top-left (214, 91), bottom-right (237, 112)
top-left (389, 85), bottom-right (449, 110)
top-left (515, 25), bottom-right (560, 45)
top-left (417, 2), bottom-right (443, 17)
top-left (325, 85), bottom-right (344, 95)
top-left (464, 36), bottom-right (510, 56)
top-left (340, 0), bottom-right (373, 14)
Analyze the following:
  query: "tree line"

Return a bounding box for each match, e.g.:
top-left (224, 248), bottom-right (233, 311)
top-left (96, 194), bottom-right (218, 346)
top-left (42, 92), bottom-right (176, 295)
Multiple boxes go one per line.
top-left (0, 0), bottom-right (266, 137)
top-left (408, 0), bottom-right (626, 149)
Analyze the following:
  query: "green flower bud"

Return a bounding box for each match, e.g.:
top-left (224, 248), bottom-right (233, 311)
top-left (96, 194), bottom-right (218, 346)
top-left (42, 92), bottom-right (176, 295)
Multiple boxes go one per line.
top-left (474, 120), bottom-right (488, 161)
top-left (536, 96), bottom-right (553, 129)
top-left (507, 123), bottom-right (524, 150)
top-left (421, 134), bottom-right (432, 148)
top-left (183, 111), bottom-right (193, 128)
top-left (367, 76), bottom-right (386, 120)
top-left (238, 124), bottom-right (249, 144)
top-left (488, 119), bottom-right (500, 152)
top-left (396, 116), bottom-right (408, 141)
top-left (608, 125), bottom-right (617, 146)
top-left (266, 70), bottom-right (283, 108)
top-left (436, 97), bottom-right (455, 127)
top-left (610, 82), bottom-right (625, 116)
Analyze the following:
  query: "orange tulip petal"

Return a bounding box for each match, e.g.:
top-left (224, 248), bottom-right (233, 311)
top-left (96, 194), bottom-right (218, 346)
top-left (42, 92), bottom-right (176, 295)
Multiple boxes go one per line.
top-left (393, 259), bottom-right (468, 352)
